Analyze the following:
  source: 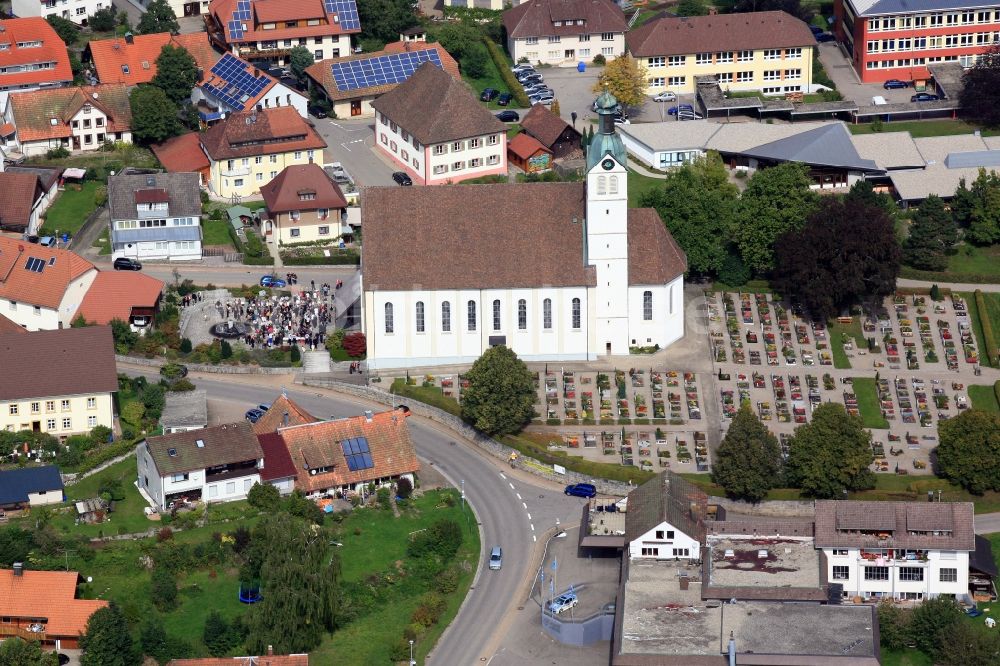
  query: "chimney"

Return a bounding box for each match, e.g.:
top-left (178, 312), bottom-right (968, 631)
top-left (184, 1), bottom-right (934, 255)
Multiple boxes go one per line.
top-left (364, 410), bottom-right (373, 422)
top-left (708, 6), bottom-right (718, 14)
top-left (124, 31), bottom-right (134, 45)
top-left (282, 411), bottom-right (289, 427)
top-left (267, 645), bottom-right (274, 656)
top-left (13, 562), bottom-right (23, 576)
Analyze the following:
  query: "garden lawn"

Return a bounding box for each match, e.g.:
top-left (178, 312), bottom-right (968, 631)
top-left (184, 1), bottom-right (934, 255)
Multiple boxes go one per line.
top-left (880, 649), bottom-right (933, 666)
top-left (962, 290), bottom-right (1000, 368)
top-left (202, 218), bottom-right (236, 247)
top-left (969, 384), bottom-right (1000, 413)
top-left (828, 319), bottom-right (865, 370)
top-left (852, 377), bottom-right (889, 429)
top-left (389, 379), bottom-right (462, 417)
top-left (39, 181), bottom-right (101, 236)
top-left (848, 119), bottom-right (1000, 138)
top-left (627, 168), bottom-right (663, 208)
top-left (947, 244), bottom-right (1000, 278)
top-left (462, 56), bottom-right (510, 111)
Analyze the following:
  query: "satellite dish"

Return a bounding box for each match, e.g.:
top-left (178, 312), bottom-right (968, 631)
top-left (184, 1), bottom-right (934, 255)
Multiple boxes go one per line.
top-left (87, 576), bottom-right (93, 583)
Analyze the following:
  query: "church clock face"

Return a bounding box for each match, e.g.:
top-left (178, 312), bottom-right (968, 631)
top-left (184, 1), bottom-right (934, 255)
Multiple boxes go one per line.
top-left (601, 158), bottom-right (616, 171)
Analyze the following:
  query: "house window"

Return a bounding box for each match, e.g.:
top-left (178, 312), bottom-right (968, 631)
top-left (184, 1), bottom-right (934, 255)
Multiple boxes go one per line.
top-left (45, 401), bottom-right (54, 412)
top-left (601, 47), bottom-right (614, 56)
top-left (318, 226), bottom-right (329, 235)
top-left (648, 77), bottom-right (665, 87)
top-left (452, 161), bottom-right (464, 171)
top-left (384, 303), bottom-right (394, 334)
top-left (695, 52), bottom-right (712, 64)
top-left (467, 300), bottom-right (477, 331)
top-left (452, 141), bottom-right (463, 151)
top-left (865, 566), bottom-right (889, 581)
top-left (415, 301), bottom-right (425, 333)
top-left (61, 399), bottom-right (70, 411)
top-left (226, 481), bottom-right (236, 494)
top-left (647, 56), bottom-right (665, 67)
top-left (470, 138), bottom-right (481, 148)
top-left (8, 404), bottom-right (16, 415)
top-left (940, 568), bottom-right (958, 582)
top-left (672, 548), bottom-right (689, 557)
top-left (717, 51), bottom-right (733, 63)
top-left (832, 566), bottom-right (850, 580)
top-left (442, 301), bottom-right (451, 332)
top-left (543, 298), bottom-right (552, 329)
top-left (601, 32), bottom-right (614, 41)
top-left (171, 473), bottom-right (189, 482)
top-left (518, 299), bottom-right (527, 329)
top-left (833, 549), bottom-right (849, 556)
top-left (571, 298), bottom-right (581, 329)
top-left (641, 547), bottom-right (659, 556)
top-left (234, 179), bottom-right (244, 187)
top-left (87, 397), bottom-right (96, 409)
top-left (718, 72), bottom-right (732, 84)
top-left (763, 70), bottom-right (780, 81)
top-left (737, 71), bottom-right (753, 82)
top-left (643, 291), bottom-right (653, 320)
top-left (433, 145), bottom-right (446, 155)
top-left (609, 175), bottom-right (618, 194)
top-left (526, 37), bottom-right (538, 45)
top-left (493, 299), bottom-right (501, 331)
top-left (764, 49), bottom-right (781, 59)
top-left (655, 530), bottom-right (665, 539)
top-left (548, 36), bottom-right (561, 43)
top-left (784, 68), bottom-right (801, 79)
top-left (899, 567), bottom-right (924, 582)
top-left (489, 134), bottom-right (499, 145)
top-left (597, 175), bottom-right (606, 195)
top-left (785, 47), bottom-right (802, 58)
top-left (668, 55), bottom-right (685, 66)
top-left (30, 402), bottom-right (39, 414)
top-left (62, 417), bottom-right (71, 429)
top-left (668, 76), bottom-right (686, 87)
top-left (46, 419), bottom-right (56, 430)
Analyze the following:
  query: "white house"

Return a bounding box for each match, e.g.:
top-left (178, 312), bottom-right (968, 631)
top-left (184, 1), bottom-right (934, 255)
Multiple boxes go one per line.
top-left (361, 92), bottom-right (687, 370)
top-left (137, 421), bottom-right (264, 511)
top-left (107, 171), bottom-right (203, 262)
top-left (815, 500), bottom-right (975, 602)
top-left (0, 237), bottom-right (98, 331)
top-left (193, 53), bottom-right (308, 124)
top-left (12, 0), bottom-right (108, 25)
top-left (502, 0), bottom-right (627, 67)
top-left (624, 471), bottom-right (706, 561)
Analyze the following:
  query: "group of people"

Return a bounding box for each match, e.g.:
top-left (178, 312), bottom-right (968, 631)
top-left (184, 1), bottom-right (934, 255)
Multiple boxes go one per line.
top-left (214, 291), bottom-right (337, 350)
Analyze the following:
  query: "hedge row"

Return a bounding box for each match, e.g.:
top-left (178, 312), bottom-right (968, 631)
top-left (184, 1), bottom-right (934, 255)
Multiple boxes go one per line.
top-left (483, 38), bottom-right (530, 108)
top-left (995, 380), bottom-right (1000, 410)
top-left (975, 289), bottom-right (999, 367)
top-left (71, 437), bottom-right (139, 476)
top-left (900, 266), bottom-right (1000, 284)
top-left (504, 434), bottom-right (655, 484)
top-left (280, 251), bottom-right (360, 265)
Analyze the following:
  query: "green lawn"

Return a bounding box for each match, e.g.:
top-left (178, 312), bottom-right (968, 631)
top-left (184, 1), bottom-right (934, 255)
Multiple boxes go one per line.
top-left (962, 291), bottom-right (993, 368)
top-left (947, 244), bottom-right (1000, 278)
top-left (828, 319), bottom-right (865, 370)
top-left (852, 377), bottom-right (890, 429)
top-left (390, 379), bottom-right (462, 417)
top-left (969, 384), bottom-right (1000, 413)
top-left (462, 57), bottom-right (511, 111)
top-left (881, 649), bottom-right (934, 666)
top-left (93, 229), bottom-right (111, 255)
top-left (39, 181), bottom-right (101, 236)
top-left (506, 123), bottom-right (522, 138)
top-left (627, 167), bottom-right (664, 208)
top-left (202, 218), bottom-right (236, 247)
top-left (848, 119), bottom-right (1000, 138)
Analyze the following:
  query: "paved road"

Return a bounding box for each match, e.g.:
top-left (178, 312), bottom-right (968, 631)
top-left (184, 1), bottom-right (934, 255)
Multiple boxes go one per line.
top-left (975, 513), bottom-right (1000, 534)
top-left (141, 263), bottom-right (361, 290)
top-left (898, 278), bottom-right (1000, 293)
top-left (122, 367), bottom-right (582, 664)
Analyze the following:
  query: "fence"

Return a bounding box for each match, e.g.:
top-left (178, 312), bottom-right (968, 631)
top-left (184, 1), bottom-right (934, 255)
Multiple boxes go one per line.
top-left (301, 378), bottom-right (635, 497)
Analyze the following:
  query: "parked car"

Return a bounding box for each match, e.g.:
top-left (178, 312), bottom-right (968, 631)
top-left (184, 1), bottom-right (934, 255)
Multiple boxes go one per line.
top-left (678, 111), bottom-right (705, 121)
top-left (911, 93), bottom-right (939, 102)
top-left (257, 403), bottom-right (271, 412)
top-left (523, 84), bottom-right (551, 96)
top-left (39, 236), bottom-right (56, 247)
top-left (520, 76), bottom-right (543, 88)
top-left (653, 91), bottom-right (677, 102)
top-left (883, 79), bottom-right (908, 89)
top-left (810, 24), bottom-right (824, 35)
top-left (309, 106), bottom-right (328, 118)
top-left (816, 32), bottom-right (836, 42)
top-left (531, 94), bottom-right (555, 106)
top-left (489, 546), bottom-right (502, 570)
top-left (614, 116), bottom-right (630, 126)
top-left (517, 69), bottom-right (541, 80)
top-left (511, 63), bottom-right (534, 73)
top-left (245, 408), bottom-right (265, 423)
top-left (480, 87), bottom-right (499, 102)
top-left (497, 92), bottom-right (513, 106)
top-left (113, 257), bottom-right (142, 271)
top-left (667, 104), bottom-right (694, 116)
top-left (518, 73), bottom-right (543, 84)
top-left (259, 275), bottom-right (287, 288)
top-left (392, 171), bottom-right (413, 186)
top-left (565, 483), bottom-right (597, 498)
top-left (549, 593), bottom-right (579, 614)
top-left (495, 110), bottom-right (520, 122)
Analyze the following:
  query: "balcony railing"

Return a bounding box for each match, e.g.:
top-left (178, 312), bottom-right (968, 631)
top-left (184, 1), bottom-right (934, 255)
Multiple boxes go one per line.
top-left (220, 167), bottom-right (251, 177)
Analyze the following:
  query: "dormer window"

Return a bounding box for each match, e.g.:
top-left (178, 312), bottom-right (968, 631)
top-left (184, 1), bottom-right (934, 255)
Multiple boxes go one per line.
top-left (298, 190), bottom-right (316, 201)
top-left (554, 20), bottom-right (562, 26)
top-left (121, 64), bottom-right (129, 74)
top-left (577, 19), bottom-right (584, 25)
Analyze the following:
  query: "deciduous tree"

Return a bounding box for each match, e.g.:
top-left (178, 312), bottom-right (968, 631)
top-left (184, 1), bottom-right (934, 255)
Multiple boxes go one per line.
top-left (592, 56), bottom-right (647, 109)
top-left (358, 0), bottom-right (417, 45)
top-left (0, 638), bottom-right (57, 666)
top-left (47, 16), bottom-right (79, 46)
top-left (711, 404), bottom-right (782, 502)
top-left (89, 6), bottom-right (118, 32)
top-left (903, 194), bottom-right (957, 271)
top-left (247, 482), bottom-right (281, 511)
top-left (137, 0), bottom-right (179, 35)
top-left (289, 46), bottom-right (314, 83)
top-left (675, 0), bottom-right (708, 15)
top-left (960, 45), bottom-right (1000, 128)
top-left (936, 409), bottom-right (1000, 494)
top-left (129, 86), bottom-right (181, 144)
top-left (967, 168), bottom-right (1000, 245)
top-left (152, 44), bottom-right (199, 106)
top-left (80, 603), bottom-right (140, 666)
top-left (908, 596), bottom-right (964, 657)
top-left (876, 601), bottom-right (911, 651)
top-left (935, 618), bottom-right (1000, 666)
top-left (784, 403), bottom-right (875, 498)
top-left (734, 162), bottom-right (818, 273)
top-left (461, 346), bottom-right (536, 436)
top-left (638, 151), bottom-right (738, 275)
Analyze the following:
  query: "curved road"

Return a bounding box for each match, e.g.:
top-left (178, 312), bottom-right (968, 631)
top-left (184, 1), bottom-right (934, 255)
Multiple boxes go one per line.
top-left (124, 368), bottom-right (583, 665)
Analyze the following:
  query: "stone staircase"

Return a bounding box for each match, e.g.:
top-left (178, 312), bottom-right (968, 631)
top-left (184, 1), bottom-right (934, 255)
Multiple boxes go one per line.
top-left (302, 349), bottom-right (332, 374)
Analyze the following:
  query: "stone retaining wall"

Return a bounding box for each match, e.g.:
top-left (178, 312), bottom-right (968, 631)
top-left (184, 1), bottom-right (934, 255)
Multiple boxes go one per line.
top-left (115, 355), bottom-right (296, 375)
top-left (302, 378), bottom-right (635, 497)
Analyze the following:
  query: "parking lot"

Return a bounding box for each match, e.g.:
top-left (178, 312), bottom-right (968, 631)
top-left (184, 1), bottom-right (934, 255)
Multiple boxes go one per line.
top-left (815, 41), bottom-right (927, 103)
top-left (310, 116), bottom-right (396, 187)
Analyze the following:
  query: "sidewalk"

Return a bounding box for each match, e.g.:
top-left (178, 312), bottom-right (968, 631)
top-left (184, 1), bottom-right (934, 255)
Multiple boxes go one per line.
top-left (898, 278), bottom-right (1000, 293)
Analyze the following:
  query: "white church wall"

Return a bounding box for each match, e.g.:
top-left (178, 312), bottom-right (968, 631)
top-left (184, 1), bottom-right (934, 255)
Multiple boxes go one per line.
top-left (627, 275), bottom-right (684, 350)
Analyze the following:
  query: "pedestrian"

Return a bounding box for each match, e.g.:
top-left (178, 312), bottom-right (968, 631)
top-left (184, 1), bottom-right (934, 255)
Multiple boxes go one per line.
top-left (311, 279), bottom-right (315, 291)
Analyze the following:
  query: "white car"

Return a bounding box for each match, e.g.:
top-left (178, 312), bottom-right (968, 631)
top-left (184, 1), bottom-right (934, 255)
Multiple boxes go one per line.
top-left (614, 117), bottom-right (631, 126)
top-left (653, 91), bottom-right (677, 102)
top-left (549, 593), bottom-right (579, 614)
top-left (678, 112), bottom-right (704, 121)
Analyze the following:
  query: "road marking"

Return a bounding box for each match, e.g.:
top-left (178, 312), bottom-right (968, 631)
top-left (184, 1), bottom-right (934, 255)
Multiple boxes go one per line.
top-left (527, 513), bottom-right (531, 520)
top-left (522, 502), bottom-right (527, 510)
top-left (499, 472), bottom-right (506, 479)
top-left (533, 535), bottom-right (537, 542)
top-left (516, 493), bottom-right (521, 500)
top-left (530, 523), bottom-right (535, 531)
top-left (509, 482), bottom-right (515, 490)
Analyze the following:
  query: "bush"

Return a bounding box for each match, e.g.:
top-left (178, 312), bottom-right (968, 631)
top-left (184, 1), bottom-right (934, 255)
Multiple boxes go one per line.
top-left (342, 331), bottom-right (366, 357)
top-left (46, 146), bottom-right (70, 159)
top-left (220, 339), bottom-right (233, 359)
top-left (180, 338), bottom-right (192, 353)
top-left (975, 289), bottom-right (999, 366)
top-left (396, 476), bottom-right (413, 499)
top-left (483, 38), bottom-right (530, 107)
top-left (94, 185), bottom-right (108, 207)
top-left (407, 519), bottom-right (463, 561)
top-left (280, 251), bottom-right (361, 265)
top-left (592, 54), bottom-right (606, 65)
top-left (290, 345), bottom-right (301, 363)
top-left (377, 486), bottom-right (392, 510)
top-left (168, 378), bottom-right (196, 392)
top-left (151, 566), bottom-right (177, 611)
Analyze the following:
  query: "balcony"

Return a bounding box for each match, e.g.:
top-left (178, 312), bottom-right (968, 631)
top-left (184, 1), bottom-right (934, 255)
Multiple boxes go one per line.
top-left (220, 166), bottom-right (251, 177)
top-left (206, 460), bottom-right (259, 483)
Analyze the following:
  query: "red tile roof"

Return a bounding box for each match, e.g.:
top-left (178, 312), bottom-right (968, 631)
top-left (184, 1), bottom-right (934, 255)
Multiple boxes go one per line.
top-left (199, 107), bottom-right (326, 161)
top-left (167, 656), bottom-right (308, 666)
top-left (0, 236), bottom-right (96, 309)
top-left (200, 54), bottom-right (281, 111)
top-left (519, 103), bottom-right (579, 149)
top-left (87, 32), bottom-right (220, 85)
top-left (0, 569), bottom-right (107, 639)
top-left (0, 313), bottom-right (25, 334)
top-left (626, 11), bottom-right (815, 57)
top-left (261, 163), bottom-right (347, 214)
top-left (0, 18), bottom-right (73, 89)
top-left (254, 0), bottom-right (326, 23)
top-left (209, 0), bottom-right (359, 45)
top-left (278, 409), bottom-right (419, 493)
top-left (257, 432), bottom-right (298, 481)
top-left (152, 132), bottom-right (211, 173)
top-left (75, 271), bottom-right (164, 326)
top-left (0, 327), bottom-right (119, 401)
top-left (252, 393), bottom-right (320, 435)
top-left (627, 208), bottom-right (687, 285)
top-left (9, 84), bottom-right (131, 143)
top-left (503, 0), bottom-right (627, 40)
top-left (0, 172), bottom-right (45, 230)
top-left (508, 132), bottom-right (551, 160)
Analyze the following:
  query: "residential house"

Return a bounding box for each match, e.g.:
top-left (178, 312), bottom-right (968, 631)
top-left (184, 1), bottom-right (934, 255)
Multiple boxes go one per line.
top-left (151, 107), bottom-right (326, 199)
top-left (75, 271), bottom-right (164, 332)
top-left (151, 132), bottom-right (212, 185)
top-left (371, 62), bottom-right (507, 185)
top-left (503, 0), bottom-right (627, 67)
top-left (5, 165), bottom-right (62, 234)
top-left (12, 0), bottom-right (109, 25)
top-left (0, 236), bottom-right (98, 330)
top-left (362, 95), bottom-right (687, 369)
top-left (260, 163), bottom-right (347, 244)
top-left (815, 500), bottom-right (975, 601)
top-left (623, 471), bottom-right (706, 560)
top-left (0, 171), bottom-right (53, 234)
top-left (167, 651), bottom-right (309, 666)
top-left (276, 408), bottom-right (419, 496)
top-left (0, 18), bottom-right (73, 104)
top-left (833, 0), bottom-right (1000, 83)
top-left (1, 83), bottom-right (132, 158)
top-left (256, 432), bottom-right (298, 495)
top-left (85, 31), bottom-right (220, 86)
top-left (137, 421), bottom-right (265, 510)
top-left (0, 466), bottom-right (63, 509)
top-left (626, 11), bottom-right (815, 96)
top-left (160, 390), bottom-right (208, 433)
top-left (0, 312), bottom-right (26, 334)
top-left (305, 38), bottom-right (459, 118)
top-left (206, 0), bottom-right (360, 67)
top-left (519, 103), bottom-right (582, 159)
top-left (107, 171), bottom-right (203, 261)
top-left (0, 326), bottom-right (117, 437)
top-left (0, 565), bottom-right (108, 650)
top-left (507, 132), bottom-right (552, 173)
top-left (193, 52), bottom-right (308, 124)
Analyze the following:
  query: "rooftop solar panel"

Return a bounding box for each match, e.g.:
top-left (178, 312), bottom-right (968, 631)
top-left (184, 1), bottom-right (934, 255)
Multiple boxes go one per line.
top-left (340, 437), bottom-right (374, 472)
top-left (326, 0), bottom-right (360, 30)
top-left (330, 49), bottom-right (442, 92)
top-left (204, 53), bottom-right (271, 111)
top-left (227, 0), bottom-right (251, 40)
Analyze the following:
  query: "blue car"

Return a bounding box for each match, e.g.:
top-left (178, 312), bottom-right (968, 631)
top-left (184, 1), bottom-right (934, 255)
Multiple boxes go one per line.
top-left (667, 104), bottom-right (694, 116)
top-left (564, 483), bottom-right (597, 498)
top-left (259, 275), bottom-right (287, 288)
top-left (883, 79), bottom-right (908, 89)
top-left (245, 408), bottom-right (265, 423)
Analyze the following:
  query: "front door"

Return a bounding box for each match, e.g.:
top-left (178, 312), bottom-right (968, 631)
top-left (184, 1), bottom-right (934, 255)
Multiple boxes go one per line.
top-left (350, 100), bottom-right (362, 116)
top-left (32, 421), bottom-right (40, 432)
top-left (606, 342), bottom-right (612, 354)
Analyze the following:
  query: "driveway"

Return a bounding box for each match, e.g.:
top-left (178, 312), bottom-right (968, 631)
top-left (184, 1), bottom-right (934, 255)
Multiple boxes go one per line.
top-left (311, 116), bottom-right (396, 187)
top-left (815, 41), bottom-right (917, 105)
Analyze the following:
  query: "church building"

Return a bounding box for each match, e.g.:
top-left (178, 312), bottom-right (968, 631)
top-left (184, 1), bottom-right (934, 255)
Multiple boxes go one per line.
top-left (360, 92), bottom-right (687, 370)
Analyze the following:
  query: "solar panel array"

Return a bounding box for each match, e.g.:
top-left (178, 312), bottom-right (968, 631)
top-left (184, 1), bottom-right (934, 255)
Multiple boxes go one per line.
top-left (204, 53), bottom-right (270, 111)
top-left (325, 0), bottom-right (360, 30)
top-left (23, 257), bottom-right (44, 273)
top-left (226, 0), bottom-right (252, 40)
top-left (340, 437), bottom-right (373, 472)
top-left (331, 49), bottom-right (441, 92)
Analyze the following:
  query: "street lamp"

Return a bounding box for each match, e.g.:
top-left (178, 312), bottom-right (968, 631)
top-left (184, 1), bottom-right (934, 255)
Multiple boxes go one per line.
top-left (409, 639), bottom-right (415, 665)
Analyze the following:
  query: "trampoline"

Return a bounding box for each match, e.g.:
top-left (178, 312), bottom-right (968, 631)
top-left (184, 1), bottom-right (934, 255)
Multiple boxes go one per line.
top-left (238, 580), bottom-right (262, 604)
